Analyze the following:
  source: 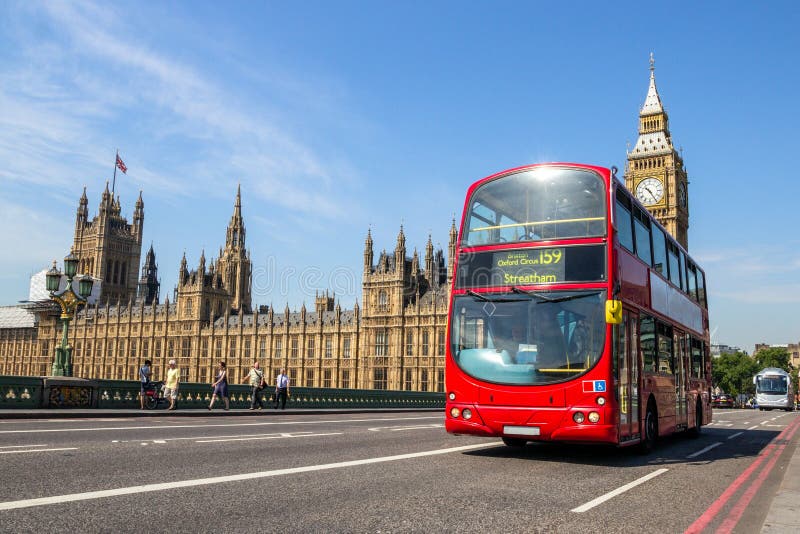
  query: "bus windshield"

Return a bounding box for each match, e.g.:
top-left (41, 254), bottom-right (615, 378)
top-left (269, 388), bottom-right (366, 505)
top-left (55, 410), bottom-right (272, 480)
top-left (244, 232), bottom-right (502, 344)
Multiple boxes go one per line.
top-left (450, 290), bottom-right (606, 385)
top-left (462, 167), bottom-right (606, 247)
top-left (756, 376), bottom-right (788, 395)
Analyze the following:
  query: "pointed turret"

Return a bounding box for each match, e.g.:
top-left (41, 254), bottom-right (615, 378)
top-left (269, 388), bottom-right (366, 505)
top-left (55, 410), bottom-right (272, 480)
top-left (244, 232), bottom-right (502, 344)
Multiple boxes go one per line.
top-left (133, 190), bottom-right (144, 239)
top-left (425, 234), bottom-right (434, 278)
top-left (137, 242), bottom-right (160, 305)
top-left (218, 184), bottom-right (251, 313)
top-left (448, 218), bottom-right (458, 283)
top-left (179, 252), bottom-right (188, 284)
top-left (199, 249), bottom-right (206, 273)
top-left (364, 228), bottom-right (374, 273)
top-left (641, 53), bottom-right (664, 115)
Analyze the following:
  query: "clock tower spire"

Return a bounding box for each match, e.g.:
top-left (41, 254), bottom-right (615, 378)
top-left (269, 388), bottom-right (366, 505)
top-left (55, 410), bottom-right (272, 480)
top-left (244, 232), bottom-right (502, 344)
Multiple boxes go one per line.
top-left (625, 53), bottom-right (690, 249)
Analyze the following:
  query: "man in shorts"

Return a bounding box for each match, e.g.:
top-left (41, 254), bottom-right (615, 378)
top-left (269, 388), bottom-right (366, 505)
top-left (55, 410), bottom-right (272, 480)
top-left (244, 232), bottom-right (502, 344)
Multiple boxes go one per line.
top-left (164, 359), bottom-right (180, 410)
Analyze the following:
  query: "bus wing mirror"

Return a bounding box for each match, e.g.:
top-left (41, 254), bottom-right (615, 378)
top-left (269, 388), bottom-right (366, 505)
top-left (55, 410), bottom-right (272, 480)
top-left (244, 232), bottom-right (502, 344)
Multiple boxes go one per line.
top-left (605, 300), bottom-right (623, 324)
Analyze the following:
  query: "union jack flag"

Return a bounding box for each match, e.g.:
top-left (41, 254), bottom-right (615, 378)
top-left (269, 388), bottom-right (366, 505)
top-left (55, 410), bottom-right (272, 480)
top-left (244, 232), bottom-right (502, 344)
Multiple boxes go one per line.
top-left (116, 154), bottom-right (127, 174)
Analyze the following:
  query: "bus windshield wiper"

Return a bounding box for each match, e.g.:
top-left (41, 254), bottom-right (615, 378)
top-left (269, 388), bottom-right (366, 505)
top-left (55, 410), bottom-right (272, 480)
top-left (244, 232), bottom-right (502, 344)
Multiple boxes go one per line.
top-left (466, 290), bottom-right (526, 302)
top-left (466, 290), bottom-right (489, 302)
top-left (510, 287), bottom-right (603, 304)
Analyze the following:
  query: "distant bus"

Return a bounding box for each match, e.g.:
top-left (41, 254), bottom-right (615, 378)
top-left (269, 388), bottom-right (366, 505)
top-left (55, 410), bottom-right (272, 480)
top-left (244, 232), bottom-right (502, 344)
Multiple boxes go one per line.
top-left (754, 368), bottom-right (794, 411)
top-left (445, 162), bottom-right (712, 452)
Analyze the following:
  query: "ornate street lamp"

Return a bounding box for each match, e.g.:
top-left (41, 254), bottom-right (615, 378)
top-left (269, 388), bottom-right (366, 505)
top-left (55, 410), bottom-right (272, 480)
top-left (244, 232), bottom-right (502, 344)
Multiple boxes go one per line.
top-left (47, 253), bottom-right (94, 376)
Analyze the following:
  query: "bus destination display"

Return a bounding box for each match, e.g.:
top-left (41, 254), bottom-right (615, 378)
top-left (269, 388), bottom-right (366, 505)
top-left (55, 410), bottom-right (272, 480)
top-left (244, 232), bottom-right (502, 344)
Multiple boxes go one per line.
top-left (456, 245), bottom-right (605, 288)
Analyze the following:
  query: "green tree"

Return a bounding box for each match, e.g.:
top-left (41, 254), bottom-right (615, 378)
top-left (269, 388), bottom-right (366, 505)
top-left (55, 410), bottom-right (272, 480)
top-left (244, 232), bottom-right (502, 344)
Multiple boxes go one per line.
top-left (753, 347), bottom-right (792, 372)
top-left (712, 351), bottom-right (759, 396)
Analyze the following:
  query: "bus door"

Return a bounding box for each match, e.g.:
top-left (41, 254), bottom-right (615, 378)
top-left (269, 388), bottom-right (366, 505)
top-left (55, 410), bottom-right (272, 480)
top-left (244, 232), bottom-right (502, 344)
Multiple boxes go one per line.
top-left (617, 309), bottom-right (640, 442)
top-left (674, 331), bottom-right (688, 428)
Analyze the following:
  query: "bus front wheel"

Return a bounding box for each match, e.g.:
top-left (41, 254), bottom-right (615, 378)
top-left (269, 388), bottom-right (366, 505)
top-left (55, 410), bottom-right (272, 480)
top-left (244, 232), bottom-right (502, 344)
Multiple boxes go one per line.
top-left (502, 437), bottom-right (527, 448)
top-left (638, 401), bottom-right (658, 454)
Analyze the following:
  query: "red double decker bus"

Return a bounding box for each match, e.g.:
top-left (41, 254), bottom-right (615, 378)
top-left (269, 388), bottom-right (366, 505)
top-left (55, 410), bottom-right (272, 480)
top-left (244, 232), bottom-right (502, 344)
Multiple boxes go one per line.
top-left (445, 162), bottom-right (711, 451)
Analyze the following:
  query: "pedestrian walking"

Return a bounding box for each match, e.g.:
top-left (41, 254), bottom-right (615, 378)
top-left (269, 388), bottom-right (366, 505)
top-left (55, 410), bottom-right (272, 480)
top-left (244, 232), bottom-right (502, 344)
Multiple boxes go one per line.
top-left (208, 361), bottom-right (230, 411)
top-left (139, 359), bottom-right (152, 410)
top-left (274, 368), bottom-right (290, 410)
top-left (246, 361), bottom-right (266, 410)
top-left (164, 359), bottom-right (180, 410)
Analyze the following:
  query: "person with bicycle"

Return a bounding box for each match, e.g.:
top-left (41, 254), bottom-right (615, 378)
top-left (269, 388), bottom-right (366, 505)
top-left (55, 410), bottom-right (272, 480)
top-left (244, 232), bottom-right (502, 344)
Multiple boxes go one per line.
top-left (164, 359), bottom-right (180, 411)
top-left (139, 359), bottom-right (152, 410)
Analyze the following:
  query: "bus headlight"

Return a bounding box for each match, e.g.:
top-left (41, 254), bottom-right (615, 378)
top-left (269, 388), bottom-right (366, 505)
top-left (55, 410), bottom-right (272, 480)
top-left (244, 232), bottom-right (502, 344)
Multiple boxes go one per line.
top-left (596, 396), bottom-right (606, 406)
top-left (573, 412), bottom-right (585, 424)
top-left (450, 407), bottom-right (461, 418)
top-left (462, 408), bottom-right (472, 420)
top-left (588, 412), bottom-right (600, 423)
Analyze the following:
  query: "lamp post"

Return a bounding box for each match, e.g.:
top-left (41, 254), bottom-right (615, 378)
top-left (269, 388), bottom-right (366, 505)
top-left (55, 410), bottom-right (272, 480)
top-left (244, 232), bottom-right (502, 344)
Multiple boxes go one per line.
top-left (46, 253), bottom-right (94, 377)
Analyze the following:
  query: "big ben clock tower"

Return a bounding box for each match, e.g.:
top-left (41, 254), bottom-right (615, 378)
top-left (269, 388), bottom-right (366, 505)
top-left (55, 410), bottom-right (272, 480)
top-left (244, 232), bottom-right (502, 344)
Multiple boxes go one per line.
top-left (625, 54), bottom-right (689, 249)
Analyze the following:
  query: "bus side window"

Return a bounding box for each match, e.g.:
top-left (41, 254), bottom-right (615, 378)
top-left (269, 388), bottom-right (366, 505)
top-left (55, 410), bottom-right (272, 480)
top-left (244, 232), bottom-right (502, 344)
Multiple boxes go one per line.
top-left (686, 261), bottom-right (699, 302)
top-left (697, 270), bottom-right (707, 308)
top-left (633, 207), bottom-right (652, 266)
top-left (651, 225), bottom-right (667, 276)
top-left (640, 315), bottom-right (656, 372)
top-left (691, 338), bottom-right (703, 378)
top-left (615, 193), bottom-right (634, 253)
top-left (667, 241), bottom-right (681, 288)
top-left (657, 321), bottom-right (673, 374)
top-left (678, 250), bottom-right (687, 292)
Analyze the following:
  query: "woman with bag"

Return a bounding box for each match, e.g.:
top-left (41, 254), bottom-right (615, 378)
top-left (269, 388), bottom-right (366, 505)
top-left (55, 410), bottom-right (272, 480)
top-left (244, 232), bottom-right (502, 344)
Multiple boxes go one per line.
top-left (208, 361), bottom-right (230, 411)
top-left (246, 361), bottom-right (266, 410)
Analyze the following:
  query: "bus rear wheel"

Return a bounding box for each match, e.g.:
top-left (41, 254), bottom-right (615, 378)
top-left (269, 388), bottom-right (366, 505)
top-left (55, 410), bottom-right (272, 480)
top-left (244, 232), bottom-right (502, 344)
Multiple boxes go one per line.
top-left (502, 437), bottom-right (527, 448)
top-left (638, 401), bottom-right (658, 454)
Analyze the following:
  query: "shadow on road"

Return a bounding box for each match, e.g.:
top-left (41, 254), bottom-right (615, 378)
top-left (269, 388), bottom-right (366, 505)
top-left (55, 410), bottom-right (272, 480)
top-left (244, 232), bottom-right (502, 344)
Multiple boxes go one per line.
top-left (460, 427), bottom-right (782, 469)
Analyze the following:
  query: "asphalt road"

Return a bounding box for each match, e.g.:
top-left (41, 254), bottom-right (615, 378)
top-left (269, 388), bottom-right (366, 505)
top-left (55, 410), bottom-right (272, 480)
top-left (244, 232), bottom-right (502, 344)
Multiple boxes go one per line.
top-left (0, 409), bottom-right (797, 533)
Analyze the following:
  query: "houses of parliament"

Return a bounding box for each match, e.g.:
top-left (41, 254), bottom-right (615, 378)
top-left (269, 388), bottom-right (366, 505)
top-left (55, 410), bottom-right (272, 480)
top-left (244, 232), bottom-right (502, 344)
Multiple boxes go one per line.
top-left (0, 57), bottom-right (691, 390)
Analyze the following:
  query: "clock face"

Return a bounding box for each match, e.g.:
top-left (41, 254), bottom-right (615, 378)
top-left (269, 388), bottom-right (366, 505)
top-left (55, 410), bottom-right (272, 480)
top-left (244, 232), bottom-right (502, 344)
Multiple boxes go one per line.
top-left (678, 182), bottom-right (687, 208)
top-left (635, 177), bottom-right (664, 206)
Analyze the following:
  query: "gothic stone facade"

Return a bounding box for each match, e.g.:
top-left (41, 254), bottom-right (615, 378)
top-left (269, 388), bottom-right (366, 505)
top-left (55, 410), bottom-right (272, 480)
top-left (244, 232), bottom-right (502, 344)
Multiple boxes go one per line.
top-left (0, 187), bottom-right (455, 392)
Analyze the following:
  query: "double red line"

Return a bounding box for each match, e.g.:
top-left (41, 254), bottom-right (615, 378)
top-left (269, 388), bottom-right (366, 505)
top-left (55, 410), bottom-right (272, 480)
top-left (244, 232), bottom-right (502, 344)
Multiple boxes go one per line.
top-left (685, 414), bottom-right (800, 533)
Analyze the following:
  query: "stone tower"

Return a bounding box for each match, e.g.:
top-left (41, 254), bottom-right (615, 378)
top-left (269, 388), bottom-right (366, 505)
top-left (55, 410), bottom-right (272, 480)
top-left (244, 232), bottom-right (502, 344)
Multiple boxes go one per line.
top-left (624, 54), bottom-right (690, 249)
top-left (216, 185), bottom-right (252, 314)
top-left (72, 184), bottom-right (144, 303)
top-left (137, 243), bottom-right (160, 305)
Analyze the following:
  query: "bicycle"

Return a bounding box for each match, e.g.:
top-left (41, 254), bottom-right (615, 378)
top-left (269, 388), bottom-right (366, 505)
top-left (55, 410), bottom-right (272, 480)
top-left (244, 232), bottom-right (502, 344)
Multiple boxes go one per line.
top-left (142, 381), bottom-right (166, 410)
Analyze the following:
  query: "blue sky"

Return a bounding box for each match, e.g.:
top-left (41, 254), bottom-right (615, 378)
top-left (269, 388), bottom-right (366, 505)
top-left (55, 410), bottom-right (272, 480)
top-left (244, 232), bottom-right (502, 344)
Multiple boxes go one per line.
top-left (1, 1), bottom-right (798, 353)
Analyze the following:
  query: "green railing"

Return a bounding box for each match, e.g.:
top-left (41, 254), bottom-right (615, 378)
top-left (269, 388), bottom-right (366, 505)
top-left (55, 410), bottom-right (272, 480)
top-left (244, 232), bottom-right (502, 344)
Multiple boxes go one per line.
top-left (0, 376), bottom-right (445, 410)
top-left (0, 376), bottom-right (43, 409)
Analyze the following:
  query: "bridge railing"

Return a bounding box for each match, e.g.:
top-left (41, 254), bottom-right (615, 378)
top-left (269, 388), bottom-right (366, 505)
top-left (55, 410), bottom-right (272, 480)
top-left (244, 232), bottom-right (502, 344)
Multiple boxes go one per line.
top-left (0, 375), bottom-right (445, 409)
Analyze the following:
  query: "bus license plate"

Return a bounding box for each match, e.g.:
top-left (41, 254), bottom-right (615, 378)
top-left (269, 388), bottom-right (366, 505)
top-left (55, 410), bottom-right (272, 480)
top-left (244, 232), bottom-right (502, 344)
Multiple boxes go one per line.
top-left (503, 425), bottom-right (540, 436)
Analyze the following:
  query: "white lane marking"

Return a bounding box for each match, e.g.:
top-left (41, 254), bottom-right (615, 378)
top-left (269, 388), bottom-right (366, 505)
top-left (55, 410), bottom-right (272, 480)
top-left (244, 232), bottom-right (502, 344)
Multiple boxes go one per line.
top-left (763, 424), bottom-right (785, 428)
top-left (687, 442), bottom-right (722, 458)
top-left (0, 442), bottom-right (497, 511)
top-left (368, 424), bottom-right (443, 432)
top-left (727, 432), bottom-right (744, 440)
top-left (571, 468), bottom-right (669, 513)
top-left (196, 432), bottom-right (342, 443)
top-left (0, 447), bottom-right (78, 455)
top-left (0, 444), bottom-right (47, 449)
top-left (747, 425), bottom-right (759, 430)
top-left (0, 415), bottom-right (442, 435)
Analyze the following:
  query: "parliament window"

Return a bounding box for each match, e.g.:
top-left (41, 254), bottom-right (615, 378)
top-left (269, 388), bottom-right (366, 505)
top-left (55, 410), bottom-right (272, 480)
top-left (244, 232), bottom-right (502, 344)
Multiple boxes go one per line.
top-left (343, 336), bottom-right (351, 358)
top-left (341, 370), bottom-right (350, 389)
top-left (375, 330), bottom-right (388, 356)
top-left (406, 332), bottom-right (414, 356)
top-left (307, 338), bottom-right (315, 358)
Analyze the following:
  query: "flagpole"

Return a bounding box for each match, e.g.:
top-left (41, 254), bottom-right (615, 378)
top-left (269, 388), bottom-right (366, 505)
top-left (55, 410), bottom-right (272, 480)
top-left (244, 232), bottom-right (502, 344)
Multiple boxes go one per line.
top-left (112, 149), bottom-right (118, 199)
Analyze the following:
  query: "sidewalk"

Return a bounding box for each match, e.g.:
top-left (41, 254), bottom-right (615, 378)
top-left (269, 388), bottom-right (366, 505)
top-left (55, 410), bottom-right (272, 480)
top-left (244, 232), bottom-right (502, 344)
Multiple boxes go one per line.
top-left (761, 440), bottom-right (800, 532)
top-left (0, 407), bottom-right (443, 419)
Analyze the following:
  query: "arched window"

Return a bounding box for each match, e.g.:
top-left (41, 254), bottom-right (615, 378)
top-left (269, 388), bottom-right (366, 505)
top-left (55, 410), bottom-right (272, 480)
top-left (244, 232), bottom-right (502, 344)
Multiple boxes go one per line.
top-left (378, 290), bottom-right (388, 309)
